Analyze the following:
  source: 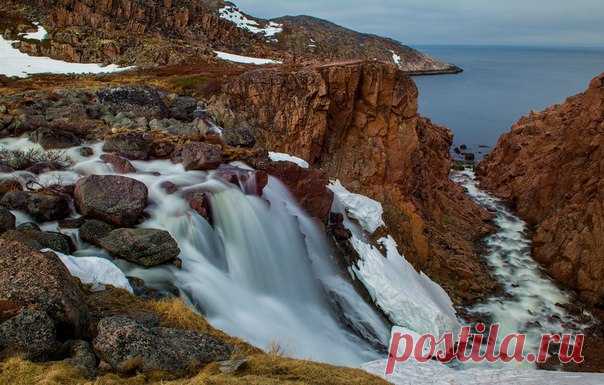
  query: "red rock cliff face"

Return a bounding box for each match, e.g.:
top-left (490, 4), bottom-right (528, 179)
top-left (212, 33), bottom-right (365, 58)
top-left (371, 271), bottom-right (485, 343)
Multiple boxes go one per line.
top-left (210, 62), bottom-right (495, 304)
top-left (478, 73), bottom-right (604, 307)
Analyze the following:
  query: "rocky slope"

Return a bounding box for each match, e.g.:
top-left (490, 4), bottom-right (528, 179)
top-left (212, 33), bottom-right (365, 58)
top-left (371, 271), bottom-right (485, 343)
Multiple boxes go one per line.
top-left (478, 73), bottom-right (604, 309)
top-left (0, 0), bottom-right (459, 73)
top-left (209, 61), bottom-right (495, 304)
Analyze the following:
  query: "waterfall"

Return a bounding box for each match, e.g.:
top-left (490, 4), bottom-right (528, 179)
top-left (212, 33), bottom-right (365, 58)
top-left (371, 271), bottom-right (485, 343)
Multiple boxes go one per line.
top-left (0, 137), bottom-right (389, 366)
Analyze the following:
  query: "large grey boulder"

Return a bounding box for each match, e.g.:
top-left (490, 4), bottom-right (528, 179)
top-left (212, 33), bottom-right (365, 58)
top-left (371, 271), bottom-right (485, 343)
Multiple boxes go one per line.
top-left (79, 219), bottom-right (114, 247)
top-left (93, 316), bottom-right (232, 374)
top-left (98, 228), bottom-right (180, 267)
top-left (1, 229), bottom-right (73, 254)
top-left (74, 175), bottom-right (148, 227)
top-left (29, 127), bottom-right (81, 149)
top-left (0, 240), bottom-right (89, 337)
top-left (0, 307), bottom-right (57, 360)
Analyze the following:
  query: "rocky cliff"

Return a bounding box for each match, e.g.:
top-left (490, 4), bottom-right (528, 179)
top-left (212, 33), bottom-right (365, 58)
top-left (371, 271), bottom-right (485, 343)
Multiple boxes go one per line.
top-left (209, 61), bottom-right (495, 304)
top-left (478, 73), bottom-right (604, 308)
top-left (0, 0), bottom-right (459, 73)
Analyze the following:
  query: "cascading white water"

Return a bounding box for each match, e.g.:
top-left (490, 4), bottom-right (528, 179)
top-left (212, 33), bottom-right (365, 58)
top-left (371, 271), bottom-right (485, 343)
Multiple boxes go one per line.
top-left (451, 169), bottom-right (593, 354)
top-left (0, 137), bottom-right (390, 366)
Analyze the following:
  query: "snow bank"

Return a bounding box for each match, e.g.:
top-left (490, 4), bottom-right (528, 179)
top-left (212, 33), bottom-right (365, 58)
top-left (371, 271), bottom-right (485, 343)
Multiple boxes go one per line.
top-left (350, 235), bottom-right (459, 337)
top-left (330, 179), bottom-right (459, 337)
top-left (214, 50), bottom-right (281, 65)
top-left (21, 23), bottom-right (47, 41)
top-left (0, 35), bottom-right (132, 78)
top-left (50, 250), bottom-right (133, 293)
top-left (327, 180), bottom-right (384, 233)
top-left (268, 152), bottom-right (309, 168)
top-left (219, 5), bottom-right (283, 38)
top-left (362, 359), bottom-right (604, 385)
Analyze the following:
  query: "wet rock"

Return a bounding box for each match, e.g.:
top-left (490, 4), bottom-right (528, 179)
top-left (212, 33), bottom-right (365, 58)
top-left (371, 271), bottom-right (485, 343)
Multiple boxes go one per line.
top-left (127, 277), bottom-right (178, 300)
top-left (58, 217), bottom-right (86, 229)
top-left (260, 161), bottom-right (333, 222)
top-left (1, 229), bottom-right (73, 254)
top-left (160, 181), bottom-right (178, 194)
top-left (100, 154), bottom-right (136, 173)
top-left (223, 127), bottom-right (255, 148)
top-left (74, 175), bottom-right (148, 227)
top-left (29, 127), bottom-right (81, 149)
top-left (0, 179), bottom-right (22, 199)
top-left (150, 140), bottom-right (175, 159)
top-left (79, 220), bottom-right (114, 247)
top-left (464, 152), bottom-right (476, 162)
top-left (79, 147), bottom-right (94, 157)
top-left (25, 161), bottom-right (65, 174)
top-left (169, 96), bottom-right (198, 121)
top-left (0, 208), bottom-right (15, 233)
top-left (1, 191), bottom-right (71, 221)
top-left (184, 191), bottom-right (212, 223)
top-left (99, 228), bottom-right (180, 267)
top-left (181, 142), bottom-right (223, 171)
top-left (63, 340), bottom-right (98, 378)
top-left (103, 131), bottom-right (152, 160)
top-left (17, 222), bottom-right (40, 231)
top-left (0, 240), bottom-right (89, 338)
top-left (93, 316), bottom-right (232, 374)
top-left (0, 307), bottom-right (57, 361)
top-left (0, 163), bottom-right (15, 173)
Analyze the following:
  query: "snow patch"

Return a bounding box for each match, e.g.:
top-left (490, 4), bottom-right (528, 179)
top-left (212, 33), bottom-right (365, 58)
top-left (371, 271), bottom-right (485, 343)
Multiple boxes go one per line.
top-left (218, 5), bottom-right (283, 38)
top-left (362, 359), bottom-right (604, 385)
top-left (0, 35), bottom-right (132, 78)
top-left (51, 250), bottom-right (133, 293)
top-left (268, 152), bottom-right (309, 168)
top-left (214, 50), bottom-right (281, 65)
top-left (327, 180), bottom-right (384, 233)
top-left (21, 22), bottom-right (47, 41)
top-left (390, 50), bottom-right (402, 67)
top-left (349, 234), bottom-right (459, 337)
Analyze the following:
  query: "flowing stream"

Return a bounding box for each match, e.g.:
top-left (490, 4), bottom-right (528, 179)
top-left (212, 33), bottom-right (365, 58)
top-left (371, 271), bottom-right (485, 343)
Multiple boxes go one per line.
top-left (451, 169), bottom-right (593, 357)
top-left (0, 137), bottom-right (390, 366)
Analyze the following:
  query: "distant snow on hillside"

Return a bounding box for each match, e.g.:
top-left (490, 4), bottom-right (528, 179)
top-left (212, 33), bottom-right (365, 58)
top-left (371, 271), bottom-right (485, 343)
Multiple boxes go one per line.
top-left (390, 50), bottom-right (402, 67)
top-left (219, 5), bottom-right (283, 38)
top-left (214, 50), bottom-right (281, 65)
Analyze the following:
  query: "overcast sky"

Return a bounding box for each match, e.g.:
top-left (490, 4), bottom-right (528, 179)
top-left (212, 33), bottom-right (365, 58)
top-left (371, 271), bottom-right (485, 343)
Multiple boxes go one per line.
top-left (233, 0), bottom-right (604, 47)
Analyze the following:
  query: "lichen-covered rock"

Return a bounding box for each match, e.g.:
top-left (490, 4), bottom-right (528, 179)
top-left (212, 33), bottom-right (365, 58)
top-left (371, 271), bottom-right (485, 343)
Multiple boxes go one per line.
top-left (169, 96), bottom-right (198, 121)
top-left (100, 153), bottom-right (136, 173)
top-left (62, 340), bottom-right (98, 378)
top-left (0, 308), bottom-right (57, 360)
top-left (97, 87), bottom-right (168, 118)
top-left (29, 127), bottom-right (81, 149)
top-left (1, 229), bottom-right (73, 254)
top-left (1, 191), bottom-right (71, 221)
top-left (181, 142), bottom-right (223, 171)
top-left (79, 219), bottom-right (114, 247)
top-left (102, 132), bottom-right (153, 160)
top-left (74, 175), bottom-right (148, 227)
top-left (93, 316), bottom-right (232, 374)
top-left (0, 240), bottom-right (89, 337)
top-left (98, 228), bottom-right (180, 267)
top-left (223, 127), bottom-right (255, 148)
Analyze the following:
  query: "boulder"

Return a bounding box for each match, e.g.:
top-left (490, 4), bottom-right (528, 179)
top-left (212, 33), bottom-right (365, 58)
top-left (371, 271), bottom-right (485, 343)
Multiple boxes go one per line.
top-left (79, 220), bottom-right (114, 247)
top-left (169, 96), bottom-right (198, 121)
top-left (0, 179), bottom-right (22, 199)
top-left (16, 222), bottom-right (40, 231)
top-left (150, 140), bottom-right (175, 159)
top-left (74, 175), bottom-right (148, 227)
top-left (0, 208), bottom-right (15, 233)
top-left (1, 191), bottom-right (71, 222)
top-left (62, 340), bottom-right (98, 378)
top-left (102, 132), bottom-right (153, 160)
top-left (29, 127), bottom-right (81, 149)
top-left (223, 127), bottom-right (255, 148)
top-left (93, 316), bottom-right (232, 374)
top-left (97, 87), bottom-right (169, 119)
top-left (25, 162), bottom-right (66, 174)
top-left (98, 228), bottom-right (180, 267)
top-left (79, 147), bottom-right (94, 157)
top-left (1, 229), bottom-right (73, 254)
top-left (0, 308), bottom-right (57, 360)
top-left (100, 154), bottom-right (136, 173)
top-left (181, 142), bottom-right (223, 171)
top-left (0, 240), bottom-right (89, 337)
top-left (184, 191), bottom-right (212, 223)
